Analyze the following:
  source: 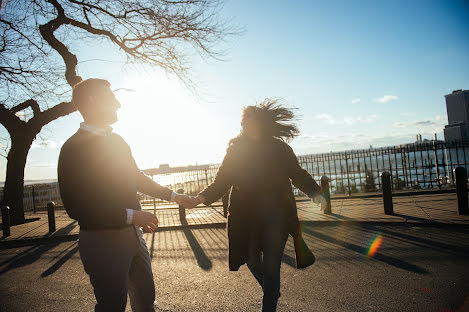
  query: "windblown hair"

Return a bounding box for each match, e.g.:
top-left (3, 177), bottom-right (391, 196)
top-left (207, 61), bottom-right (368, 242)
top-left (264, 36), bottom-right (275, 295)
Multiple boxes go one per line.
top-left (242, 98), bottom-right (299, 142)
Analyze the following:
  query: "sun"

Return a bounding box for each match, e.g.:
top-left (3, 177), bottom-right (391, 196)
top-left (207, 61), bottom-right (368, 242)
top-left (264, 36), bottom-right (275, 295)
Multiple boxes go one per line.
top-left (110, 73), bottom-right (220, 168)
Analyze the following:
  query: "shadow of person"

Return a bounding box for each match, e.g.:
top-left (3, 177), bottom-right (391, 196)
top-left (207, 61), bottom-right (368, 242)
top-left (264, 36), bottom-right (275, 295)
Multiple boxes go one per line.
top-left (41, 242), bottom-right (79, 277)
top-left (181, 216), bottom-right (212, 271)
top-left (302, 225), bottom-right (429, 274)
top-left (281, 252), bottom-right (296, 268)
top-left (0, 221), bottom-right (78, 276)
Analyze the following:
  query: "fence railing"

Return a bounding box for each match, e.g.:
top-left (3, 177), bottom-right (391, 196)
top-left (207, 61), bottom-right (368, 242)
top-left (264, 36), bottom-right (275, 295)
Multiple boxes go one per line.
top-left (2, 140), bottom-right (468, 212)
top-left (297, 141), bottom-right (469, 194)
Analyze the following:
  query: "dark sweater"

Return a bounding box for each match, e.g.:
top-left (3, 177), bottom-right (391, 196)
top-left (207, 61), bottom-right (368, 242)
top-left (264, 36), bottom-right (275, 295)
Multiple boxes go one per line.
top-left (58, 129), bottom-right (172, 230)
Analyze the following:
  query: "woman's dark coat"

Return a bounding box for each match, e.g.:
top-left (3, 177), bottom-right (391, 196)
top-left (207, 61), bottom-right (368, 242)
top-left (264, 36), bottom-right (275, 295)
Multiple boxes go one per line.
top-left (199, 135), bottom-right (321, 271)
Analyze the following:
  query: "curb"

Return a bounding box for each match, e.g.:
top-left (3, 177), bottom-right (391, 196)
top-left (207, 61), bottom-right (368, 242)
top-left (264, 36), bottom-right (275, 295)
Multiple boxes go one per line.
top-left (1, 220), bottom-right (468, 249)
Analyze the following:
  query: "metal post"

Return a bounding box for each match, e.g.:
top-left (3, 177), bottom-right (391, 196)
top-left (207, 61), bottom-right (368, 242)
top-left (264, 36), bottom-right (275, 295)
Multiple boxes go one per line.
top-left (454, 167), bottom-right (468, 215)
top-left (177, 188), bottom-right (186, 222)
top-left (320, 176), bottom-right (332, 214)
top-left (381, 172), bottom-right (394, 215)
top-left (1, 206), bottom-right (11, 237)
top-left (47, 201), bottom-right (56, 233)
top-left (345, 153), bottom-right (351, 196)
top-left (433, 141), bottom-right (441, 189)
top-left (32, 185), bottom-right (36, 213)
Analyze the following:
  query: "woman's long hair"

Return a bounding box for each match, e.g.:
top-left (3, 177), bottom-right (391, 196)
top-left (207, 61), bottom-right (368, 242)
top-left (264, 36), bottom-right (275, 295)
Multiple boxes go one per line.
top-left (242, 98), bottom-right (299, 142)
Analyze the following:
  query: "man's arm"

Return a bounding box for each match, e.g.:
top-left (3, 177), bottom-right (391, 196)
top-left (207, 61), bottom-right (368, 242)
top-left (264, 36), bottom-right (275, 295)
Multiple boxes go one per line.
top-left (136, 171), bottom-right (195, 207)
top-left (136, 171), bottom-right (173, 201)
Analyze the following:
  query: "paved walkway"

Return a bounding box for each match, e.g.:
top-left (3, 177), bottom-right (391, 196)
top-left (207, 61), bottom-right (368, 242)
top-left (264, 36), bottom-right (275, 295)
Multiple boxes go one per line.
top-left (1, 192), bottom-right (468, 245)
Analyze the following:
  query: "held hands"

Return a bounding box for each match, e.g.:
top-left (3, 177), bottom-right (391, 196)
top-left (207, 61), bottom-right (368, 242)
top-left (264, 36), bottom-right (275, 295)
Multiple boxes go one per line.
top-left (174, 193), bottom-right (205, 209)
top-left (132, 210), bottom-right (159, 233)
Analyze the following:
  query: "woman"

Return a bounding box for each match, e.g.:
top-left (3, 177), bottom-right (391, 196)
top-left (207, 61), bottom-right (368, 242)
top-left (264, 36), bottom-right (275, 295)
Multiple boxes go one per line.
top-left (194, 98), bottom-right (323, 311)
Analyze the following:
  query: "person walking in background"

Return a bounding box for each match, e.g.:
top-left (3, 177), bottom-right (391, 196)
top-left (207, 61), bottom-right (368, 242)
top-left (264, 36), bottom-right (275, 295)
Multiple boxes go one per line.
top-left (58, 78), bottom-right (193, 312)
top-left (191, 99), bottom-right (325, 312)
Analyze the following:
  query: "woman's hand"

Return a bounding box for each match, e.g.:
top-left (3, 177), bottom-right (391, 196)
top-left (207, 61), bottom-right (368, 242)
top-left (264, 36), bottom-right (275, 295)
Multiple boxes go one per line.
top-left (312, 195), bottom-right (327, 211)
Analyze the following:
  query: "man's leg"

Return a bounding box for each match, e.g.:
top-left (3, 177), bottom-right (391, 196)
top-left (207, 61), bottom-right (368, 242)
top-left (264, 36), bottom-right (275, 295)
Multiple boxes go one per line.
top-left (78, 227), bottom-right (137, 312)
top-left (128, 226), bottom-right (156, 312)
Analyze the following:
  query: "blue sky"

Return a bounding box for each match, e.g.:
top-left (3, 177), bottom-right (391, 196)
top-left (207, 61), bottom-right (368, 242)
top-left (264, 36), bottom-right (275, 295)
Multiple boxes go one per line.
top-left (1, 0), bottom-right (468, 181)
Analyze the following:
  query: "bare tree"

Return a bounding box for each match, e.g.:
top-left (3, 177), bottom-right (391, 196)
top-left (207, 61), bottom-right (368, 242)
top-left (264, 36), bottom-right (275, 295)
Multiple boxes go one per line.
top-left (0, 0), bottom-right (237, 224)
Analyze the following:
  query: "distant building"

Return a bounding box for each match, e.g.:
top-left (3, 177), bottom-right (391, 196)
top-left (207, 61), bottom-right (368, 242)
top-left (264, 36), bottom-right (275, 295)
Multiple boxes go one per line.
top-left (443, 89), bottom-right (469, 143)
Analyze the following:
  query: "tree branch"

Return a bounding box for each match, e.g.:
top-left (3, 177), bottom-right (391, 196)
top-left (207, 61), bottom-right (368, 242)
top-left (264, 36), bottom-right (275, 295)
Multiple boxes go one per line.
top-left (39, 0), bottom-right (82, 87)
top-left (0, 19), bottom-right (44, 52)
top-left (10, 99), bottom-right (41, 116)
top-left (36, 101), bottom-right (76, 126)
top-left (0, 104), bottom-right (25, 135)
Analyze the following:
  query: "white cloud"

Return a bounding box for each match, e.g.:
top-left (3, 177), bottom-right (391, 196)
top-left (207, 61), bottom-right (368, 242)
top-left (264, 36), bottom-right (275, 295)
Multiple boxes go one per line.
top-left (28, 162), bottom-right (56, 168)
top-left (393, 115), bottom-right (447, 128)
top-left (373, 95), bottom-right (399, 103)
top-left (394, 120), bottom-right (435, 128)
top-left (400, 112), bottom-right (416, 117)
top-left (291, 129), bottom-right (444, 155)
top-left (343, 114), bottom-right (378, 125)
top-left (351, 98), bottom-right (361, 104)
top-left (31, 140), bottom-right (59, 149)
top-left (435, 115), bottom-right (448, 122)
top-left (314, 113), bottom-right (336, 125)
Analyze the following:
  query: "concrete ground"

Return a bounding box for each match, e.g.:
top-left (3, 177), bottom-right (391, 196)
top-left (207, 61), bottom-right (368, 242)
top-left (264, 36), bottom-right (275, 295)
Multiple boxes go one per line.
top-left (2, 193), bottom-right (468, 245)
top-left (0, 223), bottom-right (468, 312)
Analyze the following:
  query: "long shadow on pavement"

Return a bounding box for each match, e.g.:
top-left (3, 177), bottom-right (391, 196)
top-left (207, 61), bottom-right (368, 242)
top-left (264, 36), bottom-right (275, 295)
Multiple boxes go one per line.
top-left (0, 221), bottom-right (78, 276)
top-left (149, 216), bottom-right (213, 271)
top-left (181, 217), bottom-right (212, 271)
top-left (360, 224), bottom-right (469, 257)
top-left (41, 242), bottom-right (79, 277)
top-left (302, 225), bottom-right (429, 274)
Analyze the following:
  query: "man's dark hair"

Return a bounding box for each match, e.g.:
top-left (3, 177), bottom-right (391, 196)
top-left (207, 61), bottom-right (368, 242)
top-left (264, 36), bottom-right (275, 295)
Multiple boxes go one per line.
top-left (72, 78), bottom-right (111, 110)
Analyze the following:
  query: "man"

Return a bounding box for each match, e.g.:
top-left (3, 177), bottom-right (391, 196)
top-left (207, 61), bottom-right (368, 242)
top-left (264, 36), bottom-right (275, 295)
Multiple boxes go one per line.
top-left (58, 78), bottom-right (192, 311)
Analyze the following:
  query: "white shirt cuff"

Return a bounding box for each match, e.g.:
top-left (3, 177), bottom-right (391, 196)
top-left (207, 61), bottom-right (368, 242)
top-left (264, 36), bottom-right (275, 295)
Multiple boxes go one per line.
top-left (126, 208), bottom-right (134, 225)
top-left (170, 191), bottom-right (177, 202)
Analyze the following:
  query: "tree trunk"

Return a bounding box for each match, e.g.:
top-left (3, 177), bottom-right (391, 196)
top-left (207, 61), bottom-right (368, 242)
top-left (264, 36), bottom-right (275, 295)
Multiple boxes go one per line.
top-left (2, 133), bottom-right (35, 225)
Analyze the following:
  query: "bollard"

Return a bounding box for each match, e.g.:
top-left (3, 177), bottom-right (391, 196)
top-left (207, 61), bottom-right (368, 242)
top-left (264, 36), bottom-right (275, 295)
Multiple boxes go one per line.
top-left (1, 206), bottom-right (11, 237)
top-left (320, 176), bottom-right (332, 214)
top-left (177, 188), bottom-right (186, 222)
top-left (47, 201), bottom-right (56, 233)
top-left (454, 167), bottom-right (468, 215)
top-left (381, 172), bottom-right (394, 215)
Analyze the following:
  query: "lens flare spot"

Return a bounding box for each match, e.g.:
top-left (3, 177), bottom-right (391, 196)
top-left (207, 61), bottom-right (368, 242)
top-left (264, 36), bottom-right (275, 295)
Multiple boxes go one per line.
top-left (367, 234), bottom-right (383, 258)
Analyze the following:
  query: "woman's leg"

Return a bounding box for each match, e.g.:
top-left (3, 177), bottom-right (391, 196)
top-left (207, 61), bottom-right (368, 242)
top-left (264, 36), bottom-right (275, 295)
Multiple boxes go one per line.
top-left (247, 227), bottom-right (264, 287)
top-left (260, 223), bottom-right (289, 312)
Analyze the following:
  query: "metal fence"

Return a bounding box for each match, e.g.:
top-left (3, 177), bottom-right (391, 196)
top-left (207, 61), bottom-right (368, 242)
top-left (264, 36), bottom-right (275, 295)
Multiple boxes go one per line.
top-left (0, 183), bottom-right (63, 213)
top-left (3, 140), bottom-right (469, 211)
top-left (297, 141), bottom-right (469, 194)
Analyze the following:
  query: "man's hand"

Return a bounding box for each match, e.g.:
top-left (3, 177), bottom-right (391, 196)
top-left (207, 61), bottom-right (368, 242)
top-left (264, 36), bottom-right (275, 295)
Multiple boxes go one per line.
top-left (132, 210), bottom-right (159, 233)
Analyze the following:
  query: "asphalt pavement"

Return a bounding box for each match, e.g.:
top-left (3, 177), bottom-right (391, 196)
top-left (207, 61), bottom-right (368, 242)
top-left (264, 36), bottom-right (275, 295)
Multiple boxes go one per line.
top-left (0, 223), bottom-right (468, 312)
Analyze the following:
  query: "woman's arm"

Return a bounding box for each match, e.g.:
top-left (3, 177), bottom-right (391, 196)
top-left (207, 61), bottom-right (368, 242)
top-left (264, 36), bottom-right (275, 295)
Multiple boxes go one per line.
top-left (283, 142), bottom-right (322, 198)
top-left (197, 145), bottom-right (236, 205)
